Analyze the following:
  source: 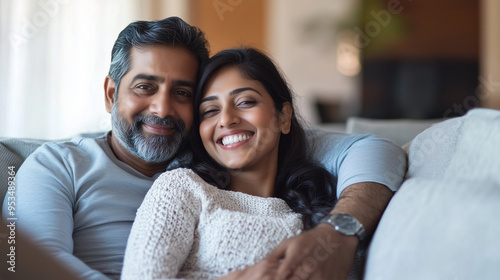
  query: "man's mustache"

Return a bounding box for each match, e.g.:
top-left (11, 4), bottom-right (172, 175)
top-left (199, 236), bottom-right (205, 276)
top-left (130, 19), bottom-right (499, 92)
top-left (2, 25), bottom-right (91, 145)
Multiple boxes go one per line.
top-left (134, 114), bottom-right (185, 133)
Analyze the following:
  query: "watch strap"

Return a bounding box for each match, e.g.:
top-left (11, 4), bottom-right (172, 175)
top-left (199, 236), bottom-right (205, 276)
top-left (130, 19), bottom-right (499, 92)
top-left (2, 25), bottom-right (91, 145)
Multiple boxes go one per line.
top-left (320, 213), bottom-right (367, 240)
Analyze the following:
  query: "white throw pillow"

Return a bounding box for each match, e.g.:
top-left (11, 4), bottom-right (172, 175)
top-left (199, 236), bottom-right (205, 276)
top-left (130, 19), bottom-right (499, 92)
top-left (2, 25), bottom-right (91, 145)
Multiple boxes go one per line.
top-left (365, 108), bottom-right (500, 280)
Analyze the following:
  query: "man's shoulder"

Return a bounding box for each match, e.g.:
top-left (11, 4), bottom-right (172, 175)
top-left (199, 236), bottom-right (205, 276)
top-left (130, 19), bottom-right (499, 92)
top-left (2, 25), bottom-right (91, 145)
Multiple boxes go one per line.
top-left (18, 132), bottom-right (110, 174)
top-left (35, 132), bottom-right (108, 156)
top-left (306, 126), bottom-right (383, 155)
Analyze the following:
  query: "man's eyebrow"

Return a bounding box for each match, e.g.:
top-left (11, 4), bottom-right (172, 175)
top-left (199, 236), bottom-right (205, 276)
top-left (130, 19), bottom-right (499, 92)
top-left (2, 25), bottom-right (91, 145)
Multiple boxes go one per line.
top-left (172, 79), bottom-right (195, 89)
top-left (200, 87), bottom-right (261, 104)
top-left (130, 76), bottom-right (195, 89)
top-left (130, 74), bottom-right (165, 84)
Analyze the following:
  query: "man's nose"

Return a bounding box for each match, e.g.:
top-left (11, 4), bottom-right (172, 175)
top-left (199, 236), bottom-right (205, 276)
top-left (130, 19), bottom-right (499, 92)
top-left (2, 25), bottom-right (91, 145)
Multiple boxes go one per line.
top-left (149, 92), bottom-right (174, 119)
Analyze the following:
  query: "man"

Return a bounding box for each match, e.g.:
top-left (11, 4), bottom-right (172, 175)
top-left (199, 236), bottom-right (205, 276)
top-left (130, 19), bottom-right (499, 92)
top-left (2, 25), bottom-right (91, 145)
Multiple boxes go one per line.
top-left (4, 17), bottom-right (406, 280)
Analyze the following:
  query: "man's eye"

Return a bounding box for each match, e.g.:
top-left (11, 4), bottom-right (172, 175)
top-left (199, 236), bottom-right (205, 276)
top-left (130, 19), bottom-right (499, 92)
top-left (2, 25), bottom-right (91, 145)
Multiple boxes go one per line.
top-left (172, 90), bottom-right (193, 103)
top-left (134, 84), bottom-right (156, 94)
top-left (175, 90), bottom-right (191, 97)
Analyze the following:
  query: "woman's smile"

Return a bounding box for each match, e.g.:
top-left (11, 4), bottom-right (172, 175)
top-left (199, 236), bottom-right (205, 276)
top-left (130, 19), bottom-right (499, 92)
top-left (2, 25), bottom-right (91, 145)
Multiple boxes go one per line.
top-left (217, 130), bottom-right (255, 148)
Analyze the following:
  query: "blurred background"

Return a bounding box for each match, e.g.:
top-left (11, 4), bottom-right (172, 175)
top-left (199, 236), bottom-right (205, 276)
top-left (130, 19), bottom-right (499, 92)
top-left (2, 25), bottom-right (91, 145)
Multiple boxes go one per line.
top-left (1, 0), bottom-right (499, 139)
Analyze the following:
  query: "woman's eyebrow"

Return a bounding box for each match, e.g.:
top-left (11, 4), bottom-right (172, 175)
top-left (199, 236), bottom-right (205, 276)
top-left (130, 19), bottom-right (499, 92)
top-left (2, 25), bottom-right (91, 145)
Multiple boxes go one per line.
top-left (229, 87), bottom-right (261, 96)
top-left (200, 87), bottom-right (261, 104)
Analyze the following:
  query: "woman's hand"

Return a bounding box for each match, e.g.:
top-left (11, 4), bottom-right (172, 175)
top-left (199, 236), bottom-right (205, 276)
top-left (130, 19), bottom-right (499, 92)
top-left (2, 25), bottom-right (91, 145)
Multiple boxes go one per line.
top-left (267, 224), bottom-right (359, 280)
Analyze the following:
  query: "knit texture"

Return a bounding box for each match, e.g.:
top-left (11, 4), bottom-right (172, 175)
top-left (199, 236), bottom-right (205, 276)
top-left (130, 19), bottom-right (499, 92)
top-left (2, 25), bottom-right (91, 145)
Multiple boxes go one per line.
top-left (122, 168), bottom-right (303, 280)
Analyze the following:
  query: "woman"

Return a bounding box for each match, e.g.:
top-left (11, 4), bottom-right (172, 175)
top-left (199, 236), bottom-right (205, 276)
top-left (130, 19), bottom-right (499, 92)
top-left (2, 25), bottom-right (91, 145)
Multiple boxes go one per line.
top-left (122, 48), bottom-right (337, 280)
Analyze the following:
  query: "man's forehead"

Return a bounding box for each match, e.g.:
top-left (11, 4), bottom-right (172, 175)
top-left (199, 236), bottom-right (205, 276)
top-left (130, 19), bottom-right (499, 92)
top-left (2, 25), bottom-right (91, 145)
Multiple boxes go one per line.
top-left (126, 45), bottom-right (199, 81)
top-left (129, 45), bottom-right (196, 64)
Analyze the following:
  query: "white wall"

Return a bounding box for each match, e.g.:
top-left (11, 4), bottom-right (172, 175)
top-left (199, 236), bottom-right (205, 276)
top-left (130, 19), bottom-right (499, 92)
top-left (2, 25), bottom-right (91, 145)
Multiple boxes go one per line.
top-left (267, 0), bottom-right (361, 124)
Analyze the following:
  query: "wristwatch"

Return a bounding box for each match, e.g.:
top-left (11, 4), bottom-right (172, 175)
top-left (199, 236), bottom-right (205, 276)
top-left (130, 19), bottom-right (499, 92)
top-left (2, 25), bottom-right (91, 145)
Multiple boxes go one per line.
top-left (320, 213), bottom-right (366, 241)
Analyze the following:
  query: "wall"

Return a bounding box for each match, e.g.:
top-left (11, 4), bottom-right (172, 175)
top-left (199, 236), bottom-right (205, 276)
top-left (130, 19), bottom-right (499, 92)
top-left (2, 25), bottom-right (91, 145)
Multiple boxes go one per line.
top-left (481, 0), bottom-right (500, 109)
top-left (267, 0), bottom-right (362, 123)
top-left (189, 0), bottom-right (267, 54)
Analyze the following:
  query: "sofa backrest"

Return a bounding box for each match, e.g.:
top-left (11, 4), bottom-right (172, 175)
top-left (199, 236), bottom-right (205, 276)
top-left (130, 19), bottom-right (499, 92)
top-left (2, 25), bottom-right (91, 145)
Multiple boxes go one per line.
top-left (346, 117), bottom-right (443, 147)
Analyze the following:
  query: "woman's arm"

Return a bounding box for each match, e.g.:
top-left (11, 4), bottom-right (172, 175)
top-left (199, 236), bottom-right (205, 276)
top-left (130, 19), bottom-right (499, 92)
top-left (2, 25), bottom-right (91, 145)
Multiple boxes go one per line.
top-left (122, 171), bottom-right (199, 280)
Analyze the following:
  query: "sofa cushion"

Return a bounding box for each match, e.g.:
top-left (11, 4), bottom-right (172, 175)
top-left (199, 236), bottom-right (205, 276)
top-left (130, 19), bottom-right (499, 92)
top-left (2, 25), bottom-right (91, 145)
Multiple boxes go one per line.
top-left (365, 108), bottom-right (500, 280)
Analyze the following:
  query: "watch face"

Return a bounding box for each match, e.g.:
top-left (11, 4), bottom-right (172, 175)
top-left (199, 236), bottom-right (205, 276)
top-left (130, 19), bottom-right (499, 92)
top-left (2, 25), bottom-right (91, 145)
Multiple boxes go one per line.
top-left (333, 214), bottom-right (359, 235)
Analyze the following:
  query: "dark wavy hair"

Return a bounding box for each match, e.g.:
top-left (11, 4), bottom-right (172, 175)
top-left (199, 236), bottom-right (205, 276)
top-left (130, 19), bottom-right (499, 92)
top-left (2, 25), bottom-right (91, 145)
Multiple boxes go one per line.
top-left (108, 16), bottom-right (209, 96)
top-left (189, 48), bottom-right (337, 229)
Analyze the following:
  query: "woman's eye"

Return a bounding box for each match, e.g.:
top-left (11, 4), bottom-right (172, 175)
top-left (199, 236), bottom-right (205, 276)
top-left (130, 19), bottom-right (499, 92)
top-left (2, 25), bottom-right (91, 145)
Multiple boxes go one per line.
top-left (201, 108), bottom-right (219, 118)
top-left (237, 100), bottom-right (257, 107)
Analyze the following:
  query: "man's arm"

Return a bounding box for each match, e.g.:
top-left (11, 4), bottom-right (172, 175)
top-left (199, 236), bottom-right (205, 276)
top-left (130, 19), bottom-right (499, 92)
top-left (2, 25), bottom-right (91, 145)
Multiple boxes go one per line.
top-left (330, 181), bottom-right (394, 235)
top-left (271, 130), bottom-right (407, 279)
top-left (2, 143), bottom-right (109, 280)
top-left (267, 182), bottom-right (391, 280)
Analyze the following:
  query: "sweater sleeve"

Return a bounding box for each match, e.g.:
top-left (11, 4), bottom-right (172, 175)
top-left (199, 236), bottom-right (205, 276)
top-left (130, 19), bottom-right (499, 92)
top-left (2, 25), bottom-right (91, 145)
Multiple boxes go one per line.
top-left (122, 170), bottom-right (200, 280)
top-left (2, 143), bottom-right (109, 280)
top-left (306, 128), bottom-right (408, 197)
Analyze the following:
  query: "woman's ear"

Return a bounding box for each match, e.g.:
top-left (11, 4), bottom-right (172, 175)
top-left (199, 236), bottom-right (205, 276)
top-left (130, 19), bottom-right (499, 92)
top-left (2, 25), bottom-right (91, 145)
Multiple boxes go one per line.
top-left (279, 102), bottom-right (293, 135)
top-left (104, 75), bottom-right (116, 113)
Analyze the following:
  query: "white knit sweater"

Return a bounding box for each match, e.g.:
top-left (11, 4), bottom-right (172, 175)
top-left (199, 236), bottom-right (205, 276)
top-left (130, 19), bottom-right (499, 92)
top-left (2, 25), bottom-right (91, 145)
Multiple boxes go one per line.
top-left (122, 168), bottom-right (303, 280)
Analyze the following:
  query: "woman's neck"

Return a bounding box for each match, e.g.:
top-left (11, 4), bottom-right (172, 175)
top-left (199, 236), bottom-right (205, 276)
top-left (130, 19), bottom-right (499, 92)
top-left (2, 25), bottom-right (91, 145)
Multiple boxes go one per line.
top-left (228, 163), bottom-right (278, 198)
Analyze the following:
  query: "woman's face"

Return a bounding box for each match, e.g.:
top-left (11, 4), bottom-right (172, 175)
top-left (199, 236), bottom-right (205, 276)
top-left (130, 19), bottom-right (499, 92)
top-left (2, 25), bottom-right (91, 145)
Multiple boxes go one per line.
top-left (199, 66), bottom-right (291, 171)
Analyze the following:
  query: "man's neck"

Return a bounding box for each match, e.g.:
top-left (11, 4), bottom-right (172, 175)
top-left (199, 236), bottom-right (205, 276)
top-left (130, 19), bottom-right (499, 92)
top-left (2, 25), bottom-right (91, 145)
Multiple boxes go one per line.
top-left (107, 132), bottom-right (168, 177)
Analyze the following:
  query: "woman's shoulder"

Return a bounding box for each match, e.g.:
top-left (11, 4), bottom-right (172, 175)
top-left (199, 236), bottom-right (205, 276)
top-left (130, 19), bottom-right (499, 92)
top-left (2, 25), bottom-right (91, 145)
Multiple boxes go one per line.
top-left (158, 167), bottom-right (202, 182)
top-left (154, 168), bottom-right (214, 196)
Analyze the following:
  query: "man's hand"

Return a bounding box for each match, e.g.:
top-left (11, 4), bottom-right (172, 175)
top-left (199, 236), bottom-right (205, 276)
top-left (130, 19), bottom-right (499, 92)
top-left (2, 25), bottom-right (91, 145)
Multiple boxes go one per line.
top-left (218, 224), bottom-right (358, 280)
top-left (218, 257), bottom-right (281, 280)
top-left (267, 224), bottom-right (358, 280)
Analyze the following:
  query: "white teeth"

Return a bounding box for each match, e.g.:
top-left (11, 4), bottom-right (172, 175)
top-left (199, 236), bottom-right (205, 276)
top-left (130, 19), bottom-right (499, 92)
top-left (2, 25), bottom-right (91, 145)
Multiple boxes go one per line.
top-left (221, 134), bottom-right (251, 146)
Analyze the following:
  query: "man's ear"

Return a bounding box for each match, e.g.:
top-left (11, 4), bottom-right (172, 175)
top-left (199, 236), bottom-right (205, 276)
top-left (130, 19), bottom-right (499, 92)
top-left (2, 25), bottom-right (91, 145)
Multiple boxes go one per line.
top-left (279, 102), bottom-right (293, 135)
top-left (104, 75), bottom-right (116, 113)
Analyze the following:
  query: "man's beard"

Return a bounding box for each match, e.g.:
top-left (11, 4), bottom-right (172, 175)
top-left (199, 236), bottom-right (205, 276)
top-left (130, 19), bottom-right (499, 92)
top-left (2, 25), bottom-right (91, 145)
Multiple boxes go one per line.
top-left (111, 103), bottom-right (186, 164)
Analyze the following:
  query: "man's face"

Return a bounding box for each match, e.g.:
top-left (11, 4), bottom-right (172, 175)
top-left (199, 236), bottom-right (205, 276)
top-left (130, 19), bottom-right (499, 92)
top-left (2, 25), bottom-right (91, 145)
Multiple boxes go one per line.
top-left (106, 45), bottom-right (198, 163)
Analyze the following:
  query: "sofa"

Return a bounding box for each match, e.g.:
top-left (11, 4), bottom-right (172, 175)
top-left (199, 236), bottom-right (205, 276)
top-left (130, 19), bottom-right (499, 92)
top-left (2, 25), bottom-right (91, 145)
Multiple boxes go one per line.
top-left (1, 108), bottom-right (499, 279)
